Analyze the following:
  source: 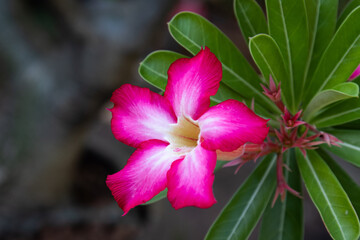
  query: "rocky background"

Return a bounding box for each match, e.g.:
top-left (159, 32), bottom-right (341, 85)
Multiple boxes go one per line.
top-left (0, 0), bottom-right (357, 239)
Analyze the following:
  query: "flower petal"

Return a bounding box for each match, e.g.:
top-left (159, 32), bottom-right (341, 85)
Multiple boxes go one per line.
top-left (166, 145), bottom-right (217, 209)
top-left (164, 47), bottom-right (222, 120)
top-left (198, 99), bottom-right (269, 152)
top-left (110, 84), bottom-right (177, 148)
top-left (106, 140), bottom-right (183, 215)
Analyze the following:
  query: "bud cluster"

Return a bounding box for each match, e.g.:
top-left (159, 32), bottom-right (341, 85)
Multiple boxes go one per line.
top-left (226, 76), bottom-right (342, 205)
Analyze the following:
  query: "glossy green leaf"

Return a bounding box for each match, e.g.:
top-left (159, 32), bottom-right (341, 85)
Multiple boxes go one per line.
top-left (338, 0), bottom-right (360, 28)
top-left (354, 74), bottom-right (360, 86)
top-left (139, 50), bottom-right (185, 90)
top-left (249, 34), bottom-right (290, 107)
top-left (142, 189), bottom-right (168, 205)
top-left (139, 50), bottom-right (243, 104)
top-left (212, 84), bottom-right (245, 104)
top-left (322, 129), bottom-right (360, 167)
top-left (311, 98), bottom-right (360, 128)
top-left (168, 12), bottom-right (279, 114)
top-left (304, 82), bottom-right (359, 122)
top-left (339, 0), bottom-right (353, 10)
top-left (266, 0), bottom-right (309, 112)
top-left (335, 119), bottom-right (360, 130)
top-left (214, 160), bottom-right (227, 172)
top-left (205, 155), bottom-right (276, 240)
top-left (305, 6), bottom-right (360, 105)
top-left (234, 0), bottom-right (268, 45)
top-left (304, 0), bottom-right (338, 84)
top-left (317, 149), bottom-right (360, 216)
top-left (259, 150), bottom-right (303, 240)
top-left (296, 149), bottom-right (360, 240)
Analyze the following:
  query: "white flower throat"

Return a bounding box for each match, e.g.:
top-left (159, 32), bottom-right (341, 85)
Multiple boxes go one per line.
top-left (168, 117), bottom-right (200, 154)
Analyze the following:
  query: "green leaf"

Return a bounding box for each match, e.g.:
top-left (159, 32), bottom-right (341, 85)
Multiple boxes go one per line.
top-left (311, 98), bottom-right (360, 128)
top-left (249, 34), bottom-right (290, 107)
top-left (205, 155), bottom-right (276, 240)
top-left (139, 50), bottom-right (185, 90)
top-left (305, 6), bottom-right (360, 105)
top-left (266, 0), bottom-right (309, 112)
top-left (142, 189), bottom-right (168, 205)
top-left (234, 0), bottom-right (268, 45)
top-left (337, 0), bottom-right (360, 28)
top-left (322, 129), bottom-right (360, 167)
top-left (304, 82), bottom-right (359, 122)
top-left (258, 150), bottom-right (303, 240)
top-left (335, 119), bottom-right (360, 130)
top-left (317, 149), bottom-right (360, 217)
top-left (296, 149), bottom-right (360, 240)
top-left (354, 74), bottom-right (360, 86)
top-left (214, 160), bottom-right (227, 172)
top-left (212, 84), bottom-right (245, 104)
top-left (304, 0), bottom-right (338, 85)
top-left (138, 50), bottom-right (243, 104)
top-left (168, 12), bottom-right (280, 114)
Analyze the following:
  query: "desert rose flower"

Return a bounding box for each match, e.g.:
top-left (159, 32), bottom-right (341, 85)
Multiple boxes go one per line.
top-left (106, 47), bottom-right (269, 214)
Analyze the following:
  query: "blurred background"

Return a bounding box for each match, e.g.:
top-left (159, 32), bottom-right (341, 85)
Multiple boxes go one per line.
top-left (0, 0), bottom-right (357, 239)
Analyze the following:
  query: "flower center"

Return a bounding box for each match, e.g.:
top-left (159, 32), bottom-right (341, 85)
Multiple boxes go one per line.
top-left (168, 117), bottom-right (200, 154)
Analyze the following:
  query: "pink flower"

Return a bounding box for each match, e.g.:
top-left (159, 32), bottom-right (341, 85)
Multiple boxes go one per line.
top-left (106, 47), bottom-right (269, 214)
top-left (349, 64), bottom-right (360, 81)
